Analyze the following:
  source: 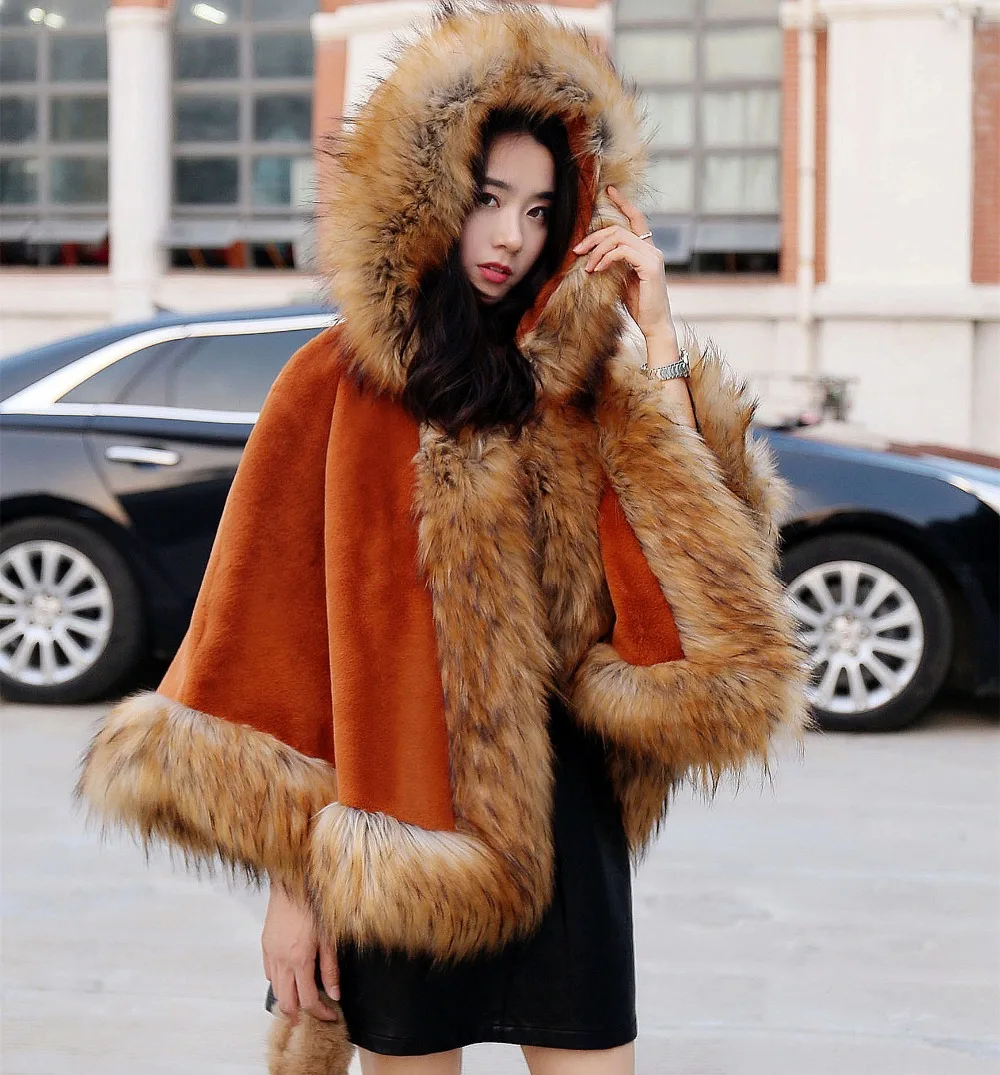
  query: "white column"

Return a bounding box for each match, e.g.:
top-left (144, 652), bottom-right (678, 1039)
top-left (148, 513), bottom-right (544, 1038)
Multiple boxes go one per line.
top-left (107, 6), bottom-right (171, 323)
top-left (822, 0), bottom-right (976, 287)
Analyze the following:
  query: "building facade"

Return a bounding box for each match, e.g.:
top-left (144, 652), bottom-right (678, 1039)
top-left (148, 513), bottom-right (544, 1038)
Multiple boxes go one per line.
top-left (1, 0), bottom-right (998, 451)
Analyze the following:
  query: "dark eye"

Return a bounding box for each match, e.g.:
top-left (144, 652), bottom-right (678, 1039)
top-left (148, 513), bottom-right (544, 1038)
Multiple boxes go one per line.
top-left (528, 205), bottom-right (550, 223)
top-left (477, 190), bottom-right (499, 207)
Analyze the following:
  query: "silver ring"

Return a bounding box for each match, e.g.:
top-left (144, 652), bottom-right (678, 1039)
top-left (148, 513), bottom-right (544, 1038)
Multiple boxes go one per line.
top-left (638, 230), bottom-right (653, 241)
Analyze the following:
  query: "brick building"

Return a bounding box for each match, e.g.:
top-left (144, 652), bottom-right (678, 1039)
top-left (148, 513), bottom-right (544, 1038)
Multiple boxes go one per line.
top-left (1, 0), bottom-right (998, 450)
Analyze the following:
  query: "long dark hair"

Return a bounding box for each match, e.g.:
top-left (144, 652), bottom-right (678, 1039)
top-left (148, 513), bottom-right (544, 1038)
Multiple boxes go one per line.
top-left (401, 108), bottom-right (579, 436)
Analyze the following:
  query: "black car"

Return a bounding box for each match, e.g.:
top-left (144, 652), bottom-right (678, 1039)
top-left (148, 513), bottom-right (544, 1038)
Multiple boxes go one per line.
top-left (2, 306), bottom-right (997, 732)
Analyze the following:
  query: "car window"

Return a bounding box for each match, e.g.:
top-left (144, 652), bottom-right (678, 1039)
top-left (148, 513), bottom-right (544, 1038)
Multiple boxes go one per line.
top-left (1, 325), bottom-right (140, 401)
top-left (58, 341), bottom-right (182, 405)
top-left (167, 329), bottom-right (317, 413)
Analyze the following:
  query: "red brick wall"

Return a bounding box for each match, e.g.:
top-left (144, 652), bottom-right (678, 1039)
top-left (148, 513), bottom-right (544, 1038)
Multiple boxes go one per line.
top-left (780, 28), bottom-right (827, 285)
top-left (972, 26), bottom-right (1000, 284)
top-left (780, 30), bottom-right (799, 284)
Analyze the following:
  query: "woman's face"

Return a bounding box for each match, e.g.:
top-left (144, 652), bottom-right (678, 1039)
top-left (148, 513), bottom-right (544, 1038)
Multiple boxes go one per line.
top-left (460, 132), bottom-right (556, 305)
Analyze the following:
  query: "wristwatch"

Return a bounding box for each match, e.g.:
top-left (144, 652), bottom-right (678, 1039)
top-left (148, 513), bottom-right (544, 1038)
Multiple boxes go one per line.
top-left (641, 347), bottom-right (690, 381)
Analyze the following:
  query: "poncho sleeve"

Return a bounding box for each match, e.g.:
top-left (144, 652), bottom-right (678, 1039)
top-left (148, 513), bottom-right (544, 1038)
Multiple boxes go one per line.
top-left (569, 337), bottom-right (810, 809)
top-left (73, 326), bottom-right (345, 900)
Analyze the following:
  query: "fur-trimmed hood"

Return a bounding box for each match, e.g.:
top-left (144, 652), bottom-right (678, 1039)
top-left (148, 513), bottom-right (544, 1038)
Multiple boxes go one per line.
top-left (75, 7), bottom-right (809, 1072)
top-left (324, 2), bottom-right (647, 403)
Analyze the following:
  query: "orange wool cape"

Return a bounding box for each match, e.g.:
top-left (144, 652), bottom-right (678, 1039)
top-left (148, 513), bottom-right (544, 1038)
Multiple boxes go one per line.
top-left (75, 6), bottom-right (807, 1070)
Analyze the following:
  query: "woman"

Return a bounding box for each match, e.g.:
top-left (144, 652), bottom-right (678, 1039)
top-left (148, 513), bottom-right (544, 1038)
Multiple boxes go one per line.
top-left (75, 8), bottom-right (807, 1075)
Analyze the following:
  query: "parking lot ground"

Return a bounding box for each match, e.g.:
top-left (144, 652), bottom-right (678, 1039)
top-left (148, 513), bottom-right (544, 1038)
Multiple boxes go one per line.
top-left (2, 698), bottom-right (998, 1075)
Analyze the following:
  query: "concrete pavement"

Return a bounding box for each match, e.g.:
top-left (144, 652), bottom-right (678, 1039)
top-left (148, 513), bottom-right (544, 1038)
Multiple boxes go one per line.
top-left (2, 699), bottom-right (997, 1074)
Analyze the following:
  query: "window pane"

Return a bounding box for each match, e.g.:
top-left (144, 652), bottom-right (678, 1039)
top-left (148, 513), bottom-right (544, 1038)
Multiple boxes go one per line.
top-left (0, 156), bottom-right (38, 202)
top-left (60, 342), bottom-right (179, 405)
top-left (703, 153), bottom-right (778, 212)
top-left (702, 88), bottom-right (780, 147)
top-left (174, 157), bottom-right (239, 203)
top-left (175, 35), bottom-right (239, 79)
top-left (51, 35), bottom-right (108, 80)
top-left (646, 157), bottom-right (692, 213)
top-left (616, 31), bottom-right (694, 82)
top-left (251, 0), bottom-right (314, 19)
top-left (177, 0), bottom-right (242, 26)
top-left (744, 154), bottom-right (780, 211)
top-left (171, 329), bottom-right (316, 412)
top-left (0, 1), bottom-right (35, 25)
top-left (252, 154), bottom-right (312, 206)
top-left (617, 0), bottom-right (694, 18)
top-left (645, 91), bottom-right (692, 150)
top-left (703, 27), bottom-right (782, 80)
top-left (175, 96), bottom-right (240, 142)
top-left (50, 96), bottom-right (108, 141)
top-left (253, 94), bottom-right (310, 142)
top-left (706, 0), bottom-right (779, 17)
top-left (253, 33), bottom-right (312, 78)
top-left (0, 38), bottom-right (38, 81)
top-left (703, 155), bottom-right (740, 212)
top-left (0, 96), bottom-right (37, 143)
top-left (50, 156), bottom-right (108, 202)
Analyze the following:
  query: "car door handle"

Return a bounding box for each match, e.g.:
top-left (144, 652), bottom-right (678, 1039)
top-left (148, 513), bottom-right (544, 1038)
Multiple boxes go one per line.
top-left (104, 445), bottom-right (182, 467)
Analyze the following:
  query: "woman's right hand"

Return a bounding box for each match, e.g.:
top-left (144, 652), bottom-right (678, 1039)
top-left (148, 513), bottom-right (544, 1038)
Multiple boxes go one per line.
top-left (262, 880), bottom-right (341, 1025)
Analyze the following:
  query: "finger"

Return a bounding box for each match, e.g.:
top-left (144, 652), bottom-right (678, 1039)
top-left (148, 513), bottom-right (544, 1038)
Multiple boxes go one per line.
top-left (606, 185), bottom-right (650, 237)
top-left (274, 968), bottom-right (300, 1026)
top-left (319, 943), bottom-right (340, 1002)
top-left (573, 225), bottom-right (621, 255)
top-left (583, 236), bottom-right (624, 272)
top-left (592, 245), bottom-right (647, 274)
top-left (589, 235), bottom-right (659, 274)
top-left (584, 230), bottom-right (651, 272)
top-left (296, 961), bottom-right (339, 1023)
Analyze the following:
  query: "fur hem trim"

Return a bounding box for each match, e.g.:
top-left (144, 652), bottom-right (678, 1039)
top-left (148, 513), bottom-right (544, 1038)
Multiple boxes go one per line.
top-left (571, 641), bottom-right (807, 785)
top-left (73, 691), bottom-right (339, 899)
top-left (308, 803), bottom-right (554, 967)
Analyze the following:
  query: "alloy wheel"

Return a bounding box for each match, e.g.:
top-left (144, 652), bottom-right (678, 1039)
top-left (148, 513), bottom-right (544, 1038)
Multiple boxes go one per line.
top-left (787, 559), bottom-right (925, 715)
top-left (0, 539), bottom-right (114, 687)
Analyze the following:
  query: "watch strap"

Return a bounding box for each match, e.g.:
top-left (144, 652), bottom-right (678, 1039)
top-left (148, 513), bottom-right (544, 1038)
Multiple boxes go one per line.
top-left (641, 347), bottom-right (690, 381)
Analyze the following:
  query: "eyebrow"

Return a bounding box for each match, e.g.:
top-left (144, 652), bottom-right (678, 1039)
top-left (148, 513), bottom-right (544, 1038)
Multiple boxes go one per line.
top-left (483, 176), bottom-right (555, 201)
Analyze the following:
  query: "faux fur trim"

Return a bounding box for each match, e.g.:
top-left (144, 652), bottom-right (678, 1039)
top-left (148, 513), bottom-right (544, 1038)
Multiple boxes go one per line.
top-left (322, 3), bottom-right (647, 403)
top-left (684, 338), bottom-right (791, 555)
top-left (570, 355), bottom-right (811, 858)
top-left (73, 691), bottom-right (339, 901)
top-left (618, 324), bottom-right (791, 552)
top-left (384, 422), bottom-right (556, 959)
top-left (308, 802), bottom-right (550, 967)
top-left (286, 418), bottom-right (563, 967)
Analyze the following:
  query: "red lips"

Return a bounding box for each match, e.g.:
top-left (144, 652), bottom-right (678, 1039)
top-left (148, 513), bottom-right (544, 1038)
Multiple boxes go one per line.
top-left (478, 262), bottom-right (512, 285)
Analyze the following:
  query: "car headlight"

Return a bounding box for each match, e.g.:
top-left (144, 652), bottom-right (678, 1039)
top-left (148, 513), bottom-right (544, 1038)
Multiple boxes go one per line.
top-left (948, 475), bottom-right (1000, 516)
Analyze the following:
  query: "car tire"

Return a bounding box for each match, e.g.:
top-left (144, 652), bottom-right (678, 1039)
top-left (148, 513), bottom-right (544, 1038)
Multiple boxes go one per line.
top-left (781, 533), bottom-right (952, 733)
top-left (0, 517), bottom-right (146, 705)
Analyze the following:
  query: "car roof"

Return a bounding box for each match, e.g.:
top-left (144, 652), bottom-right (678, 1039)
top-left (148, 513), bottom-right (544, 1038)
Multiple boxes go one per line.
top-left (0, 304), bottom-right (334, 402)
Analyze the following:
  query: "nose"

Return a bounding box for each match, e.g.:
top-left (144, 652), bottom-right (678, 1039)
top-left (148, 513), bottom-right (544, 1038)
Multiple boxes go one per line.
top-left (494, 209), bottom-right (523, 255)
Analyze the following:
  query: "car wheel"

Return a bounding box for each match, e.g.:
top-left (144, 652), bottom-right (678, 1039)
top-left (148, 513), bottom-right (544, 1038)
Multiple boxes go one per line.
top-left (781, 533), bottom-right (952, 732)
top-left (0, 517), bottom-right (146, 704)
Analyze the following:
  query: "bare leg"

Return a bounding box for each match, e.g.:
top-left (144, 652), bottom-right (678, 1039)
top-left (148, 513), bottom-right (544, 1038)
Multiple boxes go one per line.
top-left (357, 1046), bottom-right (463, 1075)
top-left (521, 1042), bottom-right (635, 1075)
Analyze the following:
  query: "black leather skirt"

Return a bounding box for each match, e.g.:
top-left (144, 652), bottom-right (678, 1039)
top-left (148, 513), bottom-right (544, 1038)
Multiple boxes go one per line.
top-left (266, 694), bottom-right (637, 1056)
